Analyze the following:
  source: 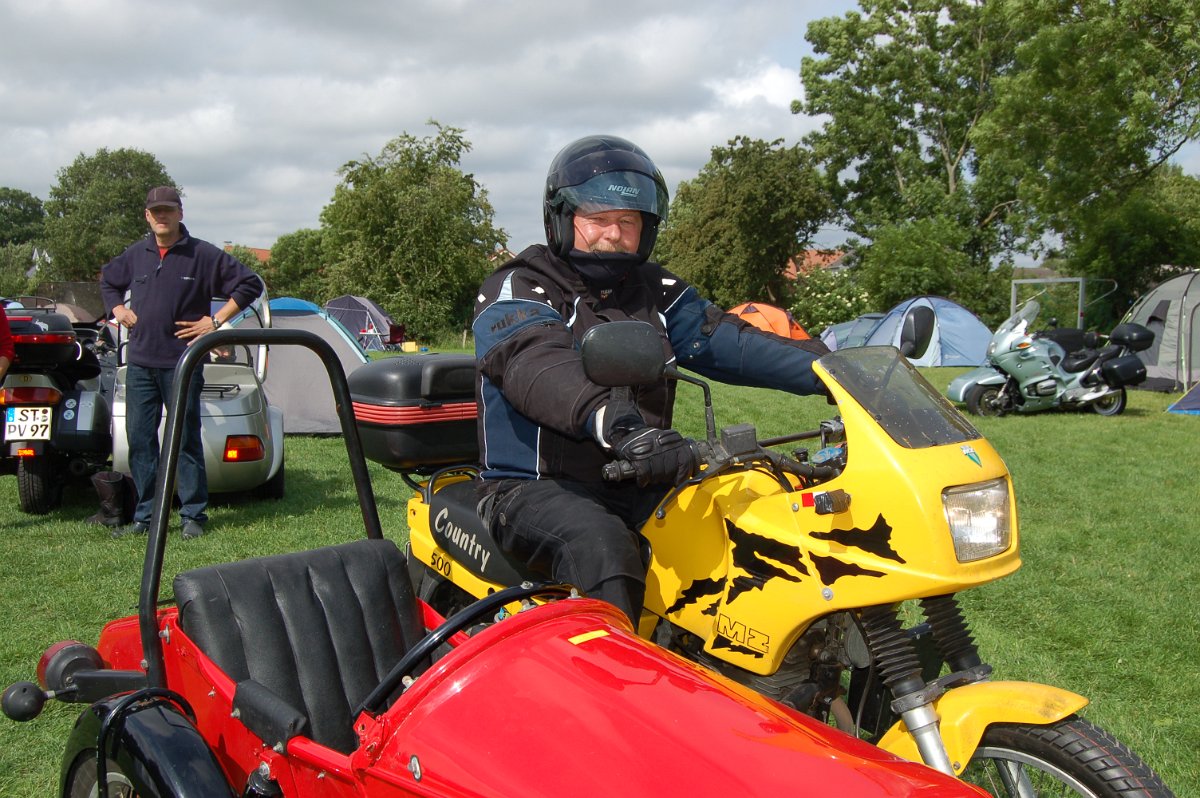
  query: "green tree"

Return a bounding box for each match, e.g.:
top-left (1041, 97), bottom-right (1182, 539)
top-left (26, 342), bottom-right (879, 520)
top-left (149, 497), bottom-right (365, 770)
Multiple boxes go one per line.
top-left (978, 0), bottom-right (1200, 236)
top-left (0, 243), bottom-right (35, 298)
top-left (42, 148), bottom-right (173, 281)
top-left (798, 0), bottom-right (1020, 262)
top-left (1062, 166), bottom-right (1200, 320)
top-left (320, 122), bottom-right (505, 339)
top-left (856, 217), bottom-right (1011, 326)
top-left (655, 136), bottom-right (832, 309)
top-left (0, 188), bottom-right (45, 246)
top-left (260, 228), bottom-right (326, 302)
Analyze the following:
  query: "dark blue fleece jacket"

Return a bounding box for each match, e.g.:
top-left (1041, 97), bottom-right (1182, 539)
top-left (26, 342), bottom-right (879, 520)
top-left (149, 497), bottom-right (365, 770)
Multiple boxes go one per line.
top-left (100, 224), bottom-right (263, 368)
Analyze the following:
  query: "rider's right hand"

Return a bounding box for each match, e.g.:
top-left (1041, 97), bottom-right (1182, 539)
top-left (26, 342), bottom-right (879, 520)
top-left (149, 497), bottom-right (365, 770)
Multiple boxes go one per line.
top-left (612, 426), bottom-right (697, 487)
top-left (592, 397), bottom-right (697, 486)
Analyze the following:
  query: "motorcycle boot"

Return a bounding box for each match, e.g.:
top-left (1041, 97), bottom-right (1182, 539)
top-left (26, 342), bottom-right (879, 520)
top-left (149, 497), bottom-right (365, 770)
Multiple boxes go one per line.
top-left (86, 471), bottom-right (132, 528)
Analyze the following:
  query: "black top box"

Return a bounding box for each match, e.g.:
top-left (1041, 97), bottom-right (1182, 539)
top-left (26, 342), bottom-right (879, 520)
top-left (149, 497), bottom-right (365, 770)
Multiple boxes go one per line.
top-left (5, 309), bottom-right (79, 367)
top-left (1109, 323), bottom-right (1154, 352)
top-left (348, 354), bottom-right (479, 472)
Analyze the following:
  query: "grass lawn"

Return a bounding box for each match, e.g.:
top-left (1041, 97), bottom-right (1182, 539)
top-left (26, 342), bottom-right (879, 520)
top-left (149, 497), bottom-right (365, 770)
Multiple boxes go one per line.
top-left (1, 368), bottom-right (1196, 795)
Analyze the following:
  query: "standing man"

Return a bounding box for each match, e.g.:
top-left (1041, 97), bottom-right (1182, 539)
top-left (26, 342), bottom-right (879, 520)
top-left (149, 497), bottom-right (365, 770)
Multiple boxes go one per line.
top-left (473, 135), bottom-right (830, 625)
top-left (100, 186), bottom-right (263, 539)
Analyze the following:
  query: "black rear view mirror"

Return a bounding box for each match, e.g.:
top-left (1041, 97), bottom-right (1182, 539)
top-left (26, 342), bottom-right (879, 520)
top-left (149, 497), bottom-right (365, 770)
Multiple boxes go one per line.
top-left (580, 321), bottom-right (665, 387)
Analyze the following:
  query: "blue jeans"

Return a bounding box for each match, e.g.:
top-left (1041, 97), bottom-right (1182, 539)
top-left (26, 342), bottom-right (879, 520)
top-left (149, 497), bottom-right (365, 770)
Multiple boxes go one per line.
top-left (126, 364), bottom-right (207, 526)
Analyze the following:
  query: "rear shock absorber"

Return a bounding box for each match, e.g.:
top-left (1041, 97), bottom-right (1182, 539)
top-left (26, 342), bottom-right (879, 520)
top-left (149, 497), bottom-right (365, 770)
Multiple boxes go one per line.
top-left (920, 594), bottom-right (985, 675)
top-left (858, 604), bottom-right (955, 776)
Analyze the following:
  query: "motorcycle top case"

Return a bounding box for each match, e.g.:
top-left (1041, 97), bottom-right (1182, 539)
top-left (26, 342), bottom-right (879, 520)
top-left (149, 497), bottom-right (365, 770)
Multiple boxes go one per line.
top-left (5, 310), bottom-right (78, 367)
top-left (1109, 322), bottom-right (1154, 352)
top-left (348, 354), bottom-right (480, 471)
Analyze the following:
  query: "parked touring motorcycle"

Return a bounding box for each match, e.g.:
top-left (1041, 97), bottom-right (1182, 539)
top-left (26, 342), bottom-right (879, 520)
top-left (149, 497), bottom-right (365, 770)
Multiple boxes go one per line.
top-left (1, 299), bottom-right (113, 514)
top-left (2, 328), bottom-right (986, 798)
top-left (946, 299), bottom-right (1154, 417)
top-left (352, 322), bottom-right (1175, 797)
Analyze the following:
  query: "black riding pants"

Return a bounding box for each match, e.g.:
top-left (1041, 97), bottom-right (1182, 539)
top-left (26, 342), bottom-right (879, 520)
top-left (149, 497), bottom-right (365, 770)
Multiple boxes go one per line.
top-left (483, 479), bottom-right (668, 625)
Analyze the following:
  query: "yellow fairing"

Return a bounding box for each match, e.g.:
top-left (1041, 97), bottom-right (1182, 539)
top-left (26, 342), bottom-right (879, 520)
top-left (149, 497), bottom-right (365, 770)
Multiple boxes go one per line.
top-left (876, 681), bottom-right (1089, 774)
top-left (641, 359), bottom-right (1021, 676)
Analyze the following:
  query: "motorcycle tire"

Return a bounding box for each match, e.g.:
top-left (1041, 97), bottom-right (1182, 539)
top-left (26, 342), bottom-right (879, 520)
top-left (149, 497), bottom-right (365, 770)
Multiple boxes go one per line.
top-left (1091, 388), bottom-right (1126, 416)
top-left (64, 752), bottom-right (136, 798)
top-left (960, 716), bottom-right (1175, 798)
top-left (17, 455), bottom-right (63, 515)
top-left (965, 384), bottom-right (1005, 417)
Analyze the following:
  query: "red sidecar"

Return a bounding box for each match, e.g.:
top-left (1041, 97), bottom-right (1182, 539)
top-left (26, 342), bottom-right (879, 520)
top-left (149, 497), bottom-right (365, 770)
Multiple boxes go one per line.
top-left (2, 329), bottom-right (983, 798)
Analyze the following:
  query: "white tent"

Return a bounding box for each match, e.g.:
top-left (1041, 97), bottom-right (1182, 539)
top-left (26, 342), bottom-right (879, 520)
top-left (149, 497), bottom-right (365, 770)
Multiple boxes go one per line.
top-left (235, 298), bottom-right (370, 433)
top-left (1121, 270), bottom-right (1200, 391)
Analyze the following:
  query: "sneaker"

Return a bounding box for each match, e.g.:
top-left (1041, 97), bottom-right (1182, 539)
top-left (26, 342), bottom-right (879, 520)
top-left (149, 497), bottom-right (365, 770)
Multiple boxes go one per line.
top-left (111, 521), bottom-right (149, 539)
top-left (181, 520), bottom-right (206, 540)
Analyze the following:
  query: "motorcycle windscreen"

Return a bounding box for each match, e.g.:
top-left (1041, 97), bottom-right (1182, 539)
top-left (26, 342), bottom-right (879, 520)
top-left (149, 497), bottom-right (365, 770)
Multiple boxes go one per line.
top-left (821, 346), bottom-right (982, 448)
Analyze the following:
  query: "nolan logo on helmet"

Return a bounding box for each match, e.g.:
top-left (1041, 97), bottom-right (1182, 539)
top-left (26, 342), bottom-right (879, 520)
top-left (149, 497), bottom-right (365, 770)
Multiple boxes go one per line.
top-left (608, 185), bottom-right (641, 197)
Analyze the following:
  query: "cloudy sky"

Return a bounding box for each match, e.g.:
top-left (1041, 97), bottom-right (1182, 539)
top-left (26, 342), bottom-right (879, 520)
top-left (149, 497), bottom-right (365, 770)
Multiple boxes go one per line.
top-left (1, 0), bottom-right (864, 254)
top-left (4, 1), bottom-right (1196, 259)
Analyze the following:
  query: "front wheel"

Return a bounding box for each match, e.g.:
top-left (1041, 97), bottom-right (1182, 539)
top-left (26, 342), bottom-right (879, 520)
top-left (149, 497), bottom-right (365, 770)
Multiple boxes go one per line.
top-left (966, 384), bottom-right (1006, 417)
top-left (1091, 388), bottom-right (1126, 416)
top-left (961, 716), bottom-right (1175, 797)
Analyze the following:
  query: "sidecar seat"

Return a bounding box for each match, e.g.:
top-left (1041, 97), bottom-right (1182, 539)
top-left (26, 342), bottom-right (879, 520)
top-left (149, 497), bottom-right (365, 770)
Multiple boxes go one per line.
top-left (173, 538), bottom-right (426, 754)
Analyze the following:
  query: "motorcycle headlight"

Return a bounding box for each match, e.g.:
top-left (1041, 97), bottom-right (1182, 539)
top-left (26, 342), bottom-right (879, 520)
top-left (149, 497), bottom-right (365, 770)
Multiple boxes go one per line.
top-left (943, 478), bottom-right (1011, 562)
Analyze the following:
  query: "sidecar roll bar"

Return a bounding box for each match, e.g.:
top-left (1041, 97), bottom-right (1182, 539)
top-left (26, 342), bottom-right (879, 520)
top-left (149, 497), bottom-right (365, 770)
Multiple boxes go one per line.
top-left (139, 328), bottom-right (383, 689)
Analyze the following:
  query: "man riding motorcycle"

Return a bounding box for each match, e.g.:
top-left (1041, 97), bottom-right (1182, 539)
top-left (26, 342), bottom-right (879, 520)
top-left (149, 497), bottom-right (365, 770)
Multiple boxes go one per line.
top-left (472, 134), bottom-right (830, 623)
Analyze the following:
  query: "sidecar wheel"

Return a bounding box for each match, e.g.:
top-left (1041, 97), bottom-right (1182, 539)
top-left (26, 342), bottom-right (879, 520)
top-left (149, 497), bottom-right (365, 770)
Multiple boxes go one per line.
top-left (17, 455), bottom-right (63, 514)
top-left (64, 752), bottom-right (135, 798)
top-left (1091, 388), bottom-right (1126, 416)
top-left (965, 385), bottom-right (1005, 417)
top-left (960, 716), bottom-right (1175, 797)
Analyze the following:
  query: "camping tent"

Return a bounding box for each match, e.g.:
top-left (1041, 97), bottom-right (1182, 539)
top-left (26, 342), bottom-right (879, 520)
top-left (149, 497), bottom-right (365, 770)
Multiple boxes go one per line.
top-left (820, 313), bottom-right (886, 351)
top-left (1120, 270), bottom-right (1199, 391)
top-left (235, 298), bottom-right (370, 433)
top-left (824, 297), bottom-right (991, 367)
top-left (729, 302), bottom-right (810, 339)
top-left (324, 295), bottom-right (404, 352)
top-left (1167, 382), bottom-right (1200, 415)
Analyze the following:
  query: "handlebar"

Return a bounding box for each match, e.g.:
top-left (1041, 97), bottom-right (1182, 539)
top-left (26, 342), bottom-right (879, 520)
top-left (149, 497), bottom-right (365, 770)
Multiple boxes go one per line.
top-left (602, 435), bottom-right (840, 486)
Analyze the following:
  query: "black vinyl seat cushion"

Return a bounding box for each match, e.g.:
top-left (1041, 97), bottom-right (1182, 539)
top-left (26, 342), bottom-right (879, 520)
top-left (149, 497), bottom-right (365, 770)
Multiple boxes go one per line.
top-left (173, 538), bottom-right (425, 753)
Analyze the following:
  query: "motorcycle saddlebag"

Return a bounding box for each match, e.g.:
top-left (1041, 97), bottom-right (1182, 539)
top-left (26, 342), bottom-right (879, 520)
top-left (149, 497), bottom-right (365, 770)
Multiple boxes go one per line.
top-left (1101, 354), bottom-right (1147, 387)
top-left (54, 390), bottom-right (112, 452)
top-left (6, 311), bottom-right (78, 367)
top-left (1109, 323), bottom-right (1154, 352)
top-left (349, 354), bottom-right (479, 472)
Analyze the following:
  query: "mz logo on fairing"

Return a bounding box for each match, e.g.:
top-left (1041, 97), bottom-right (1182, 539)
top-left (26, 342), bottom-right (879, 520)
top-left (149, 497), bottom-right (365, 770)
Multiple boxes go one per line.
top-left (434, 507), bottom-right (491, 571)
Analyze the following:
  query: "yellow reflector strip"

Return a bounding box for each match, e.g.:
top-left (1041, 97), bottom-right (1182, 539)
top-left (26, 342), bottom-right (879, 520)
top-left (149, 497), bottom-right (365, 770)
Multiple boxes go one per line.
top-left (568, 630), bottom-right (610, 645)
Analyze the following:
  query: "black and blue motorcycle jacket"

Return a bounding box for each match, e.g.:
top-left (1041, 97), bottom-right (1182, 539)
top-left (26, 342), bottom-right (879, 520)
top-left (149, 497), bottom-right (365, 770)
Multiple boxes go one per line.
top-left (473, 244), bottom-right (830, 484)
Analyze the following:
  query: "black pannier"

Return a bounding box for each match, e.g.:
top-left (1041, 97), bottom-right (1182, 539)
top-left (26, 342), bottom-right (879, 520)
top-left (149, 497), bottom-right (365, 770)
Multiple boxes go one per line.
top-left (1101, 354), bottom-right (1147, 387)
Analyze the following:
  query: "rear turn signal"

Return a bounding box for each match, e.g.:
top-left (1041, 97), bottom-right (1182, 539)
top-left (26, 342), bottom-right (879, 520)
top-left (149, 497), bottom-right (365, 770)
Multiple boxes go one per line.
top-left (223, 435), bottom-right (266, 462)
top-left (0, 387), bottom-right (64, 406)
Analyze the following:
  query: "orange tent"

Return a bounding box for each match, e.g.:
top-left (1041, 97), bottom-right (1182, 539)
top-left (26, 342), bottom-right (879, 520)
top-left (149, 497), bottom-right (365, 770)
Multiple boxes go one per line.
top-left (729, 302), bottom-right (810, 339)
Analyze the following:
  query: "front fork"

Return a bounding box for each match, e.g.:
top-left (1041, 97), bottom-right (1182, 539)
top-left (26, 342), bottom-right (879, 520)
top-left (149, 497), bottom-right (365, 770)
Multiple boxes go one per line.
top-left (859, 595), bottom-right (992, 776)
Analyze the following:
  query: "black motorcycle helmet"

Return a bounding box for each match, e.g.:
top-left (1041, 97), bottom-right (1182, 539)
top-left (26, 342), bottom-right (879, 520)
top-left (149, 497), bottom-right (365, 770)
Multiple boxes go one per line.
top-left (543, 135), bottom-right (670, 261)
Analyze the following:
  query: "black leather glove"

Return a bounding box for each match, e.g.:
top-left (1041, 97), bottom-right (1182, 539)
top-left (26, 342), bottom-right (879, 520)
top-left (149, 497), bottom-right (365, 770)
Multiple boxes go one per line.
top-left (592, 397), bottom-right (697, 487)
top-left (612, 425), bottom-right (698, 487)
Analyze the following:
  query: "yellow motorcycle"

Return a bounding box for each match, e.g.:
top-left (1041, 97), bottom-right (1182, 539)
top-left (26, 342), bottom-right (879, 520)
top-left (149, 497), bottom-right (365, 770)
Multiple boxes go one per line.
top-left (354, 321), bottom-right (1174, 797)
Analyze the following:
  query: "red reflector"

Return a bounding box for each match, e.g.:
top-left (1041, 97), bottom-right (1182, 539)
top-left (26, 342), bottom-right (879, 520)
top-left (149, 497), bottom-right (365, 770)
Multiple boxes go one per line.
top-left (801, 493), bottom-right (816, 508)
top-left (16, 448), bottom-right (36, 457)
top-left (1, 386), bottom-right (63, 406)
top-left (11, 333), bottom-right (75, 345)
top-left (223, 435), bottom-right (265, 462)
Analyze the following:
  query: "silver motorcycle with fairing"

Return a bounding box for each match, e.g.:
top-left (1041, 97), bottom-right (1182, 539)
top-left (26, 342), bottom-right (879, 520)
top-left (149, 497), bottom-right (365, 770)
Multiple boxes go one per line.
top-left (947, 299), bottom-right (1154, 417)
